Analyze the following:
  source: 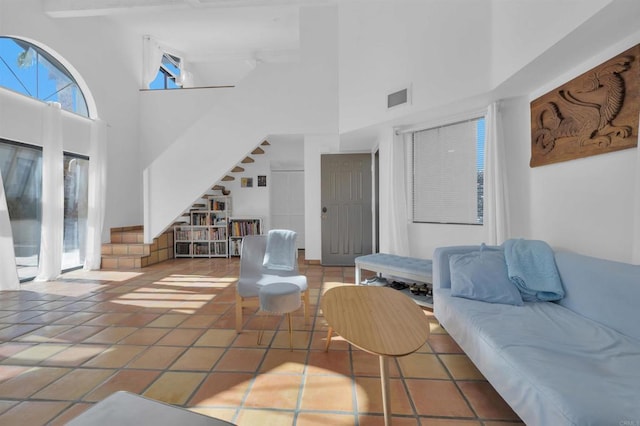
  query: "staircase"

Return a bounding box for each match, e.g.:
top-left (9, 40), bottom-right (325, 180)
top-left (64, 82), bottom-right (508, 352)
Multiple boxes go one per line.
top-left (171, 140), bottom-right (271, 228)
top-left (101, 226), bottom-right (174, 269)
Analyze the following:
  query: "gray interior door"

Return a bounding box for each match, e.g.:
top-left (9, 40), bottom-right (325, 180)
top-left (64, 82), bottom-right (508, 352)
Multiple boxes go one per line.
top-left (321, 153), bottom-right (373, 265)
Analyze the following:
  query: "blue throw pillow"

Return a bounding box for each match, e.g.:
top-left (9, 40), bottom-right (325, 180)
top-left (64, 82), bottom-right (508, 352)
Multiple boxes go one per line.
top-left (449, 249), bottom-right (523, 306)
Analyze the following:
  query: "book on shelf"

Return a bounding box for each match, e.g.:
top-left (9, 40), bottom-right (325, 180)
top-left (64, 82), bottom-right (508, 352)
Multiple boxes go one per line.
top-left (210, 200), bottom-right (226, 211)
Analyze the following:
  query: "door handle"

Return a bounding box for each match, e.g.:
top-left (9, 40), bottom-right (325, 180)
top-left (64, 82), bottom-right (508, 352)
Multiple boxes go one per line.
top-left (322, 207), bottom-right (327, 213)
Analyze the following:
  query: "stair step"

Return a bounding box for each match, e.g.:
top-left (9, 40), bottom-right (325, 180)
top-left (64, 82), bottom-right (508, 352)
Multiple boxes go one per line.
top-left (222, 175), bottom-right (235, 181)
top-left (212, 185), bottom-right (225, 190)
top-left (241, 156), bottom-right (254, 164)
top-left (191, 203), bottom-right (206, 209)
top-left (251, 147), bottom-right (265, 155)
top-left (261, 140), bottom-right (270, 146)
top-left (231, 166), bottom-right (244, 173)
top-left (102, 243), bottom-right (151, 256)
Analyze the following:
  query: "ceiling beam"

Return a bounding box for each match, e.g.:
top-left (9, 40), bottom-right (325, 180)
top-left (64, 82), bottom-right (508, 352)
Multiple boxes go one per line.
top-left (43, 0), bottom-right (334, 18)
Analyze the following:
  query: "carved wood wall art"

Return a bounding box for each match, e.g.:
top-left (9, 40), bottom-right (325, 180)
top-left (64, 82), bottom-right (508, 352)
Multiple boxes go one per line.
top-left (530, 43), bottom-right (639, 167)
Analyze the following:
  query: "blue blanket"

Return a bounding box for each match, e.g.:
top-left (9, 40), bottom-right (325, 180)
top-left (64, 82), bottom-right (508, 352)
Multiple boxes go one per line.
top-left (503, 239), bottom-right (564, 302)
top-left (263, 229), bottom-right (297, 271)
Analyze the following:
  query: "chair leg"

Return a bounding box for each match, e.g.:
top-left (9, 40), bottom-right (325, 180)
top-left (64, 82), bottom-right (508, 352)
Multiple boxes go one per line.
top-left (257, 312), bottom-right (267, 345)
top-left (235, 292), bottom-right (243, 333)
top-left (303, 290), bottom-right (310, 325)
top-left (287, 312), bottom-right (293, 351)
top-left (325, 326), bottom-right (333, 352)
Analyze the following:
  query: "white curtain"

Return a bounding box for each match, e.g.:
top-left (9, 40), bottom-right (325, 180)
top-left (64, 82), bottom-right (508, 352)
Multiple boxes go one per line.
top-left (0, 170), bottom-right (20, 290)
top-left (35, 102), bottom-right (64, 282)
top-left (483, 101), bottom-right (510, 245)
top-left (84, 119), bottom-right (107, 270)
top-left (383, 129), bottom-right (410, 255)
top-left (142, 35), bottom-right (164, 89)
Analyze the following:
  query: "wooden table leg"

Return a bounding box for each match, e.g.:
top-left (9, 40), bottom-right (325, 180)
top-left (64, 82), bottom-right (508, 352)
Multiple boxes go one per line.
top-left (379, 355), bottom-right (391, 426)
top-left (325, 327), bottom-right (333, 352)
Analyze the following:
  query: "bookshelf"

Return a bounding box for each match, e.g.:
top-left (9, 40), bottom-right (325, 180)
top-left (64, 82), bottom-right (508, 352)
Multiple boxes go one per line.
top-left (174, 196), bottom-right (230, 258)
top-left (228, 217), bottom-right (262, 256)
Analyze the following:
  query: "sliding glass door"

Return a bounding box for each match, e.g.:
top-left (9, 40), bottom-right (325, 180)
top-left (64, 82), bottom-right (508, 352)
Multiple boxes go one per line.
top-left (0, 140), bottom-right (42, 280)
top-left (63, 154), bottom-right (89, 270)
top-left (0, 139), bottom-right (89, 280)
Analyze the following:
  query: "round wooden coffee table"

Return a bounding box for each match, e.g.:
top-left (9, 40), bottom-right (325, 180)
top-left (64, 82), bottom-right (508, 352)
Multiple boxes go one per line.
top-left (322, 285), bottom-right (430, 425)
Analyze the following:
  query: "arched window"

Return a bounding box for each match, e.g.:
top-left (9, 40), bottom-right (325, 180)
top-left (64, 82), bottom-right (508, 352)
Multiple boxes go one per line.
top-left (0, 36), bottom-right (89, 117)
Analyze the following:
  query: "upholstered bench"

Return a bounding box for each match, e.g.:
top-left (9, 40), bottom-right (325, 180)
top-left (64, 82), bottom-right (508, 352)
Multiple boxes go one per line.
top-left (355, 253), bottom-right (432, 287)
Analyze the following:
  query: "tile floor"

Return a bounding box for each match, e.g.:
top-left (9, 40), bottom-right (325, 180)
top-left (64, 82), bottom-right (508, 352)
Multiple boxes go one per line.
top-left (0, 255), bottom-right (524, 425)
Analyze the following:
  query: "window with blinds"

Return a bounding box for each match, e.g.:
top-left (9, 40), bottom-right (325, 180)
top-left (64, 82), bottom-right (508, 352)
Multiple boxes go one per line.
top-left (412, 117), bottom-right (485, 225)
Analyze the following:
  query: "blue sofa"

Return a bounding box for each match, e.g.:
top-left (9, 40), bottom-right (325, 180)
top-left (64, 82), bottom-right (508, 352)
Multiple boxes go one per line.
top-left (433, 245), bottom-right (640, 426)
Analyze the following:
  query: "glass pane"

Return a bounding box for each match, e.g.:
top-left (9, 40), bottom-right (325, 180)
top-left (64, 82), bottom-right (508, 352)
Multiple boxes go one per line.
top-left (0, 141), bottom-right (42, 281)
top-left (0, 38), bottom-right (37, 98)
top-left (0, 37), bottom-right (89, 117)
top-left (63, 155), bottom-right (89, 270)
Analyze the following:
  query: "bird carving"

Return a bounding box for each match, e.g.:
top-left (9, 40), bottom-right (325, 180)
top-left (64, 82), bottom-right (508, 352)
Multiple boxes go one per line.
top-left (532, 55), bottom-right (633, 155)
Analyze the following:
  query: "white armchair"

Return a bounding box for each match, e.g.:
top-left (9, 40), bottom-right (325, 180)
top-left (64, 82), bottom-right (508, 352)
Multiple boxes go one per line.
top-left (235, 234), bottom-right (309, 333)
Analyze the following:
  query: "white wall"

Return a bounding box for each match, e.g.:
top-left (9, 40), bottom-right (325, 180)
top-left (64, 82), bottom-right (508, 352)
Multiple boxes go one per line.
top-left (338, 1), bottom-right (492, 134)
top-left (1, 0), bottom-right (143, 241)
top-left (142, 5), bottom-right (339, 242)
top-left (490, 0), bottom-right (612, 88)
top-left (518, 34), bottom-right (640, 263)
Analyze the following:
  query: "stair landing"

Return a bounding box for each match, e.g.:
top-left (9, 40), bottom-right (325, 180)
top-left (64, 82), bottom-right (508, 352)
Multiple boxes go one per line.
top-left (101, 226), bottom-right (174, 269)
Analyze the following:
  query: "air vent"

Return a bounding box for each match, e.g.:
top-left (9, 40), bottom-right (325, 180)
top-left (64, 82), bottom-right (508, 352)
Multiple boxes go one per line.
top-left (387, 88), bottom-right (409, 108)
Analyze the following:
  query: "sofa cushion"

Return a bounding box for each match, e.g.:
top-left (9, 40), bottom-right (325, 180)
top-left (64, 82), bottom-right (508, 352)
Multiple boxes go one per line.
top-left (449, 250), bottom-right (523, 306)
top-left (555, 251), bottom-right (640, 342)
top-left (434, 288), bottom-right (640, 426)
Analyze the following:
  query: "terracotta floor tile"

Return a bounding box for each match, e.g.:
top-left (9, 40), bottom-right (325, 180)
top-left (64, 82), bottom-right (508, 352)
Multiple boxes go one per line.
top-left (2, 344), bottom-right (70, 365)
top-left (0, 367), bottom-right (70, 398)
top-left (16, 325), bottom-right (74, 343)
top-left (352, 350), bottom-right (401, 377)
top-left (358, 415), bottom-right (420, 425)
top-left (83, 369), bottom-right (161, 402)
top-left (0, 400), bottom-right (17, 415)
top-left (296, 411), bottom-right (356, 425)
top-left (32, 368), bottom-right (115, 400)
top-left (0, 365), bottom-right (31, 383)
top-left (146, 314), bottom-right (189, 328)
top-left (189, 372), bottom-right (253, 407)
top-left (354, 376), bottom-right (413, 415)
top-left (47, 402), bottom-right (93, 426)
top-left (178, 314), bottom-right (220, 328)
top-left (235, 408), bottom-right (295, 425)
top-left (0, 401), bottom-right (70, 426)
top-left (82, 345), bottom-right (146, 368)
top-left (427, 335), bottom-right (463, 354)
top-left (214, 348), bottom-right (266, 372)
top-left (53, 325), bottom-right (104, 343)
top-left (243, 373), bottom-right (302, 410)
top-left (405, 379), bottom-right (474, 417)
top-left (439, 354), bottom-right (484, 380)
top-left (84, 312), bottom-right (133, 326)
top-left (40, 345), bottom-right (108, 367)
top-left (170, 347), bottom-right (225, 371)
top-left (259, 349), bottom-right (307, 374)
top-left (157, 328), bottom-right (205, 346)
top-left (306, 349), bottom-right (351, 376)
top-left (397, 353), bottom-right (450, 379)
top-left (0, 258), bottom-right (524, 425)
top-left (300, 374), bottom-right (354, 412)
top-left (52, 312), bottom-right (100, 325)
top-left (194, 329), bottom-right (238, 347)
top-left (457, 381), bottom-right (521, 420)
top-left (419, 419), bottom-right (481, 426)
top-left (83, 326), bottom-right (138, 344)
top-left (126, 346), bottom-right (185, 369)
top-left (143, 371), bottom-right (206, 405)
top-left (118, 327), bottom-right (171, 345)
